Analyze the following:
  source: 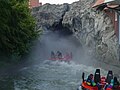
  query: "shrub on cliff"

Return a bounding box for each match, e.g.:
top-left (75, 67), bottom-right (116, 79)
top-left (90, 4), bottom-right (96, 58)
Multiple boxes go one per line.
top-left (0, 0), bottom-right (40, 60)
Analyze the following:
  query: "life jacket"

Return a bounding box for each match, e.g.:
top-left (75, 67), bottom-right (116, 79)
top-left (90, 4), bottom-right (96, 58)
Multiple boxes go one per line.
top-left (86, 80), bottom-right (96, 86)
top-left (86, 74), bottom-right (96, 86)
top-left (86, 75), bottom-right (93, 85)
top-left (101, 76), bottom-right (106, 88)
top-left (87, 81), bottom-right (91, 86)
top-left (101, 76), bottom-right (106, 84)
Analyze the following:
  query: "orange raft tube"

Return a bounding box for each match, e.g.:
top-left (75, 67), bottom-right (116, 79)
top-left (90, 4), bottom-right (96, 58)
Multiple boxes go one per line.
top-left (80, 69), bottom-right (120, 90)
top-left (81, 81), bottom-right (98, 90)
top-left (106, 86), bottom-right (120, 90)
top-left (49, 57), bottom-right (71, 61)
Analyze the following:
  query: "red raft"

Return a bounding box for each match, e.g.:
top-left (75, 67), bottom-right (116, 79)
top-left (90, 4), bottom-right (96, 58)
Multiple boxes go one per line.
top-left (81, 81), bottom-right (98, 90)
top-left (49, 52), bottom-right (72, 62)
top-left (78, 69), bottom-right (120, 90)
top-left (49, 57), bottom-right (71, 62)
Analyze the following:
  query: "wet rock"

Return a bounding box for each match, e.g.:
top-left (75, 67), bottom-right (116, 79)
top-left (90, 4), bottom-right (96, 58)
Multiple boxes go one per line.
top-left (32, 3), bottom-right (70, 30)
top-left (62, 0), bottom-right (119, 66)
top-left (32, 0), bottom-right (120, 66)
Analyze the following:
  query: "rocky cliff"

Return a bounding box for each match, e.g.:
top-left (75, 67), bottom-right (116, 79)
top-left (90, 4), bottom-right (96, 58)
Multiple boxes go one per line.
top-left (32, 0), bottom-right (120, 67)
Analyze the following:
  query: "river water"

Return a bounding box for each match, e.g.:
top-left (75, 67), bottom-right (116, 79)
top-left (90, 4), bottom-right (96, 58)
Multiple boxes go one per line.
top-left (0, 60), bottom-right (107, 90)
top-left (0, 31), bottom-right (118, 90)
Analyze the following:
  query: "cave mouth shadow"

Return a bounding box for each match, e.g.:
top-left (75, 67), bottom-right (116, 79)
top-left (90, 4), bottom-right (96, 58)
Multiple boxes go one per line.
top-left (51, 15), bottom-right (73, 36)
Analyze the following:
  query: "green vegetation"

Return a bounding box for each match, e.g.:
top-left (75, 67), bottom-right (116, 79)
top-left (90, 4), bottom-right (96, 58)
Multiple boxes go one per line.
top-left (0, 0), bottom-right (40, 61)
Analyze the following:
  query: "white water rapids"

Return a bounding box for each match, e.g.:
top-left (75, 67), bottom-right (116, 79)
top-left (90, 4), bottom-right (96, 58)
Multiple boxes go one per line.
top-left (0, 31), bottom-right (119, 90)
top-left (13, 60), bottom-right (107, 90)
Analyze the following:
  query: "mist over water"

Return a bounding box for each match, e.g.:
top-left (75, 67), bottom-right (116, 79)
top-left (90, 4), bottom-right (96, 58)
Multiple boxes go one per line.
top-left (0, 30), bottom-right (119, 90)
top-left (27, 30), bottom-right (91, 65)
top-left (20, 29), bottom-right (120, 80)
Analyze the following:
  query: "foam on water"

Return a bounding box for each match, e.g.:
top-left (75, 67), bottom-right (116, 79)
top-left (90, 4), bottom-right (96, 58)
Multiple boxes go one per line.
top-left (14, 60), bottom-right (107, 90)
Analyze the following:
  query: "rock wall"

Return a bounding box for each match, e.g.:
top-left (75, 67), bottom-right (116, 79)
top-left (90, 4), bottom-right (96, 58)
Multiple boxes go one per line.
top-left (32, 3), bottom-right (70, 30)
top-left (62, 0), bottom-right (119, 66)
top-left (32, 0), bottom-right (120, 66)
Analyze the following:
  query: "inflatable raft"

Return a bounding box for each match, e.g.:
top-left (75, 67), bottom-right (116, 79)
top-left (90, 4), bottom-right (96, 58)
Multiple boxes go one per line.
top-left (78, 69), bottom-right (120, 90)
